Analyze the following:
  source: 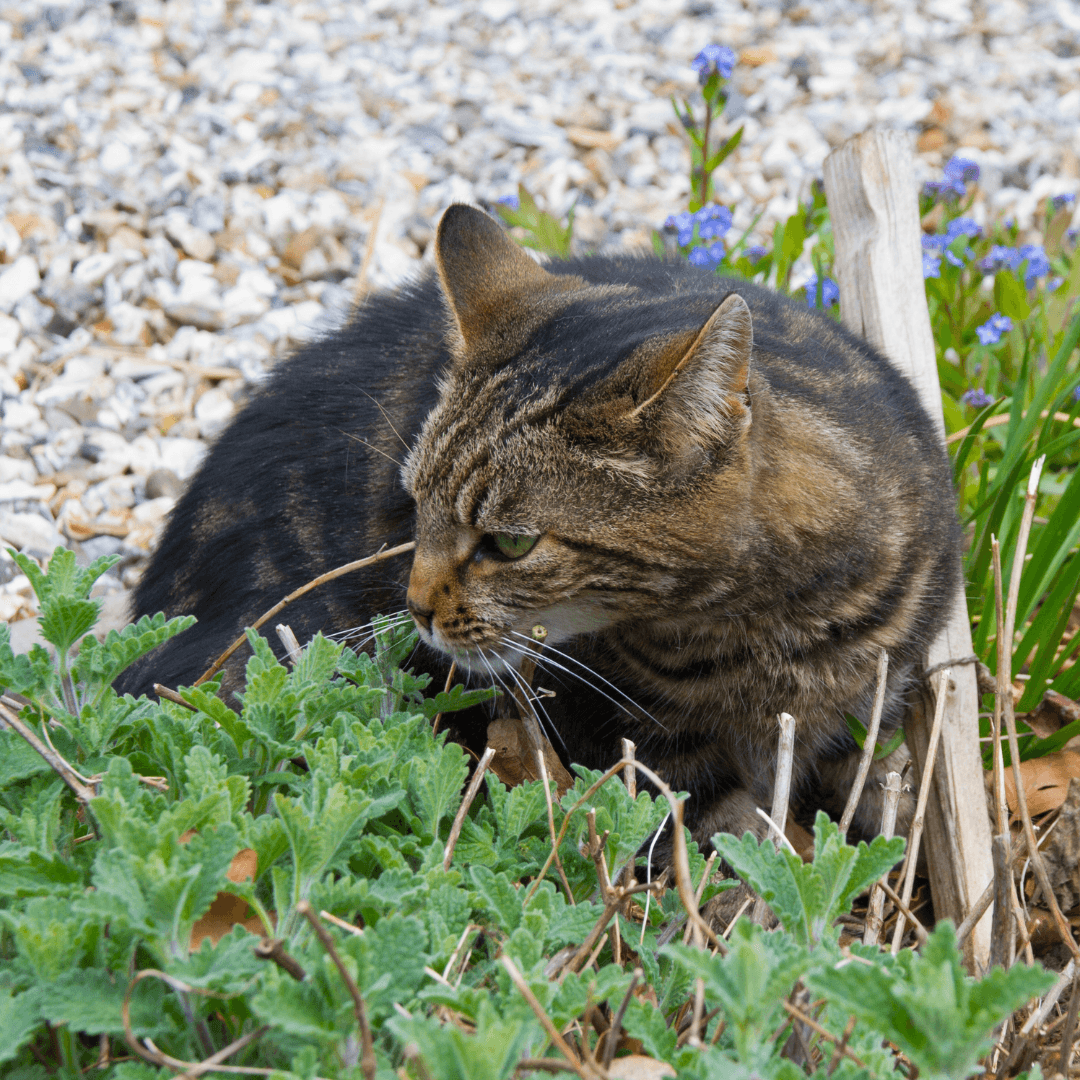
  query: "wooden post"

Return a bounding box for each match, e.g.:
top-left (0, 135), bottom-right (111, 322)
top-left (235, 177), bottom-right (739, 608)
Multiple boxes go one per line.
top-left (823, 129), bottom-right (993, 969)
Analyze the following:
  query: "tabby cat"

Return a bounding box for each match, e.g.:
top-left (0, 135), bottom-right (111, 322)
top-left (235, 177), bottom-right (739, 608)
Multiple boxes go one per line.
top-left (118, 204), bottom-right (960, 844)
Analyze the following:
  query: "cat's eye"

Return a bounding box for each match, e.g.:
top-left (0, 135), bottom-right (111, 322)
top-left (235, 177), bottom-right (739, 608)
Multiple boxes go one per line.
top-left (491, 532), bottom-right (539, 560)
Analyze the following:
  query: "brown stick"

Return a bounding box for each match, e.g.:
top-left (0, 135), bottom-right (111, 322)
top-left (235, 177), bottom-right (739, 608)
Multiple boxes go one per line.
top-left (194, 541), bottom-right (414, 685)
top-left (601, 968), bottom-right (641, 1070)
top-left (430, 659), bottom-right (457, 736)
top-left (989, 834), bottom-right (1014, 970)
top-left (945, 408), bottom-right (1080, 446)
top-left (779, 999), bottom-right (867, 1071)
top-left (891, 667), bottom-right (950, 954)
top-left (443, 745), bottom-right (496, 871)
top-left (296, 901), bottom-right (377, 1080)
top-left (1057, 971), bottom-right (1080, 1076)
top-left (990, 539), bottom-right (1010, 839)
top-left (154, 683), bottom-right (198, 711)
top-left (253, 938), bottom-right (307, 981)
top-left (877, 879), bottom-right (928, 945)
top-left (123, 970), bottom-right (280, 1078)
top-left (0, 700), bottom-right (96, 803)
top-left (839, 648), bottom-right (889, 838)
top-left (500, 954), bottom-right (596, 1080)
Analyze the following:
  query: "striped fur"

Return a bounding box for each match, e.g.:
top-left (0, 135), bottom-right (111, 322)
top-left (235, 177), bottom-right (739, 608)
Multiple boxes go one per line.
top-left (120, 205), bottom-right (960, 845)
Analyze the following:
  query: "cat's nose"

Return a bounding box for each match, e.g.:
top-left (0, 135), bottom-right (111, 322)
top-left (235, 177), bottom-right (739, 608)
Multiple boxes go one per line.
top-left (406, 597), bottom-right (434, 633)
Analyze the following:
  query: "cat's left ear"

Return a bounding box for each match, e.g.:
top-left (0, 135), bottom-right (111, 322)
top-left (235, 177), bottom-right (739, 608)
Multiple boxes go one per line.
top-left (435, 204), bottom-right (572, 359)
top-left (630, 292), bottom-right (753, 451)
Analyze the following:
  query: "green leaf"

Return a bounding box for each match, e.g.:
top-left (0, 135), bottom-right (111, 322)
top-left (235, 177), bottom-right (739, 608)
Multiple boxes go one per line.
top-left (0, 988), bottom-right (41, 1065)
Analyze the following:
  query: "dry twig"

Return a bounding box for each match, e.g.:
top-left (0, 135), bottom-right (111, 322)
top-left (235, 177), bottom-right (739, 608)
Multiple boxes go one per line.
top-left (891, 667), bottom-right (950, 954)
top-left (194, 541), bottom-right (415, 685)
top-left (839, 648), bottom-right (889, 838)
top-left (0, 699), bottom-right (96, 803)
top-left (443, 745), bottom-right (496, 871)
top-left (296, 900), bottom-right (377, 1080)
top-left (864, 770), bottom-right (902, 948)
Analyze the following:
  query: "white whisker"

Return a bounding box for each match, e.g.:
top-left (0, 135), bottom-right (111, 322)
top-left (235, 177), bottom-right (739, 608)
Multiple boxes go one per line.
top-left (502, 633), bottom-right (665, 732)
top-left (499, 651), bottom-right (569, 759)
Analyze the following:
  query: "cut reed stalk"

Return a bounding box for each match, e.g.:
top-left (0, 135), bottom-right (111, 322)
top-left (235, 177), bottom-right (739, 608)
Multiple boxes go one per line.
top-left (998, 457), bottom-right (1079, 960)
top-left (839, 649), bottom-right (889, 838)
top-left (863, 770), bottom-right (902, 948)
top-left (753, 712), bottom-right (796, 925)
top-left (890, 667), bottom-right (949, 954)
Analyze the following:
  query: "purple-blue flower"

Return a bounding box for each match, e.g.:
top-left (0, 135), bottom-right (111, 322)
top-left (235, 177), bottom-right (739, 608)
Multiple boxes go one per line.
top-left (1018, 244), bottom-right (1050, 284)
top-left (665, 210), bottom-right (695, 246)
top-left (804, 273), bottom-right (839, 309)
top-left (691, 44), bottom-right (736, 84)
top-left (961, 387), bottom-right (995, 408)
top-left (975, 313), bottom-right (1012, 345)
top-left (922, 252), bottom-right (941, 279)
top-left (944, 217), bottom-right (982, 244)
top-left (745, 245), bottom-right (768, 264)
top-left (1052, 193), bottom-right (1076, 209)
top-left (944, 248), bottom-right (968, 268)
top-left (497, 194), bottom-right (520, 210)
top-left (666, 205), bottom-right (733, 249)
top-left (1073, 384), bottom-right (1080, 403)
top-left (687, 242), bottom-right (725, 269)
top-left (924, 156), bottom-right (980, 200)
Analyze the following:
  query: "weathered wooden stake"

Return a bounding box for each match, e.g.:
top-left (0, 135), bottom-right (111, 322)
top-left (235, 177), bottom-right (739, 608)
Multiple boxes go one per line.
top-left (823, 128), bottom-right (993, 969)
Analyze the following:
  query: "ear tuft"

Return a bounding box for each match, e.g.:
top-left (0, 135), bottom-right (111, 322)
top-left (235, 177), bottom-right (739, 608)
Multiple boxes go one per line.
top-left (631, 292), bottom-right (754, 456)
top-left (435, 204), bottom-right (553, 354)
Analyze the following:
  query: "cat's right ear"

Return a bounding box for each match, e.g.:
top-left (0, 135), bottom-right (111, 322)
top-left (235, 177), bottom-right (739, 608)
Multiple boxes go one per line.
top-left (435, 204), bottom-right (561, 358)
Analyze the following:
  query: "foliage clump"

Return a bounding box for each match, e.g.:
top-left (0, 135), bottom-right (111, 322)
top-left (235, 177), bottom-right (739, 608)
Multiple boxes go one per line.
top-left (0, 548), bottom-right (1055, 1078)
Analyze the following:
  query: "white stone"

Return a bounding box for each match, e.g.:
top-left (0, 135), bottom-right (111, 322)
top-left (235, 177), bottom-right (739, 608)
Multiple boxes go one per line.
top-left (158, 436), bottom-right (207, 481)
top-left (0, 509), bottom-right (64, 554)
top-left (194, 387), bottom-right (235, 438)
top-left (0, 313), bottom-right (20, 358)
top-left (0, 456), bottom-right (37, 485)
top-left (2, 399), bottom-right (42, 431)
top-left (0, 257), bottom-right (41, 314)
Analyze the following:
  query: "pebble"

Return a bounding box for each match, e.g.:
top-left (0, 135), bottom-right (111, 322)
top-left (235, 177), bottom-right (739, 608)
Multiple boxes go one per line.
top-left (1, 0), bottom-right (1078, 638)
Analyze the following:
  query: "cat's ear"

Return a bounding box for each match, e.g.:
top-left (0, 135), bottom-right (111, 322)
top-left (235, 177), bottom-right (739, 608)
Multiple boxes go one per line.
top-left (630, 292), bottom-right (753, 452)
top-left (435, 204), bottom-right (557, 356)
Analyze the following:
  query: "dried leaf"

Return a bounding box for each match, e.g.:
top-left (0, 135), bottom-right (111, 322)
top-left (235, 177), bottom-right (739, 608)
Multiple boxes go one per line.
top-left (607, 1054), bottom-right (677, 1079)
top-left (999, 749), bottom-right (1080, 816)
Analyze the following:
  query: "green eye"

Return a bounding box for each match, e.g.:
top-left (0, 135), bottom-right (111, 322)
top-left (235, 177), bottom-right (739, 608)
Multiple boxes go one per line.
top-left (493, 533), bottom-right (539, 559)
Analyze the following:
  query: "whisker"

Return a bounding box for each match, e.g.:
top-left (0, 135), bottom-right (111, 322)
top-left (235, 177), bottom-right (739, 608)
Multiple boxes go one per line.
top-left (353, 385), bottom-right (412, 452)
top-left (338, 429), bottom-right (404, 467)
top-left (499, 651), bottom-right (570, 760)
top-left (502, 634), bottom-right (665, 732)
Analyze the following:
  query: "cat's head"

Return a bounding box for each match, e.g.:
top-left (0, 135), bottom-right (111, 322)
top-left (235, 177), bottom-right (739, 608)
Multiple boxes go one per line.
top-left (401, 204), bottom-right (754, 669)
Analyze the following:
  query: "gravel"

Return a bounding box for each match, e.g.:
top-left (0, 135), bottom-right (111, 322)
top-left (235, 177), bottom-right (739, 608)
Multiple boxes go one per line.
top-left (1, 0), bottom-right (1078, 640)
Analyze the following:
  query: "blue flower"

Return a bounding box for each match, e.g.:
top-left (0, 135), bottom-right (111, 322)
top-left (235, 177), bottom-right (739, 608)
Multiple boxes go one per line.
top-left (1052, 193), bottom-right (1076, 209)
top-left (944, 248), bottom-right (967, 268)
top-left (975, 313), bottom-right (1012, 345)
top-left (1048, 276), bottom-right (1064, 292)
top-left (944, 217), bottom-right (982, 244)
top-left (1018, 244), bottom-right (1050, 285)
top-left (922, 234), bottom-right (946, 251)
top-left (687, 246), bottom-right (714, 268)
top-left (691, 44), bottom-right (736, 84)
top-left (922, 252), bottom-right (941, 279)
top-left (961, 388), bottom-right (995, 408)
top-left (804, 273), bottom-right (839, 309)
top-left (497, 194), bottom-right (520, 210)
top-left (664, 210), bottom-right (696, 246)
top-left (1073, 384), bottom-right (1080, 403)
top-left (981, 244), bottom-right (1019, 272)
top-left (924, 156), bottom-right (980, 200)
top-left (745, 245), bottom-right (768, 264)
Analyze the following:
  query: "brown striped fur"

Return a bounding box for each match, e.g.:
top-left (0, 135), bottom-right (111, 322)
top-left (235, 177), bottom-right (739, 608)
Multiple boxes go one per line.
top-left (121, 204), bottom-right (960, 846)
